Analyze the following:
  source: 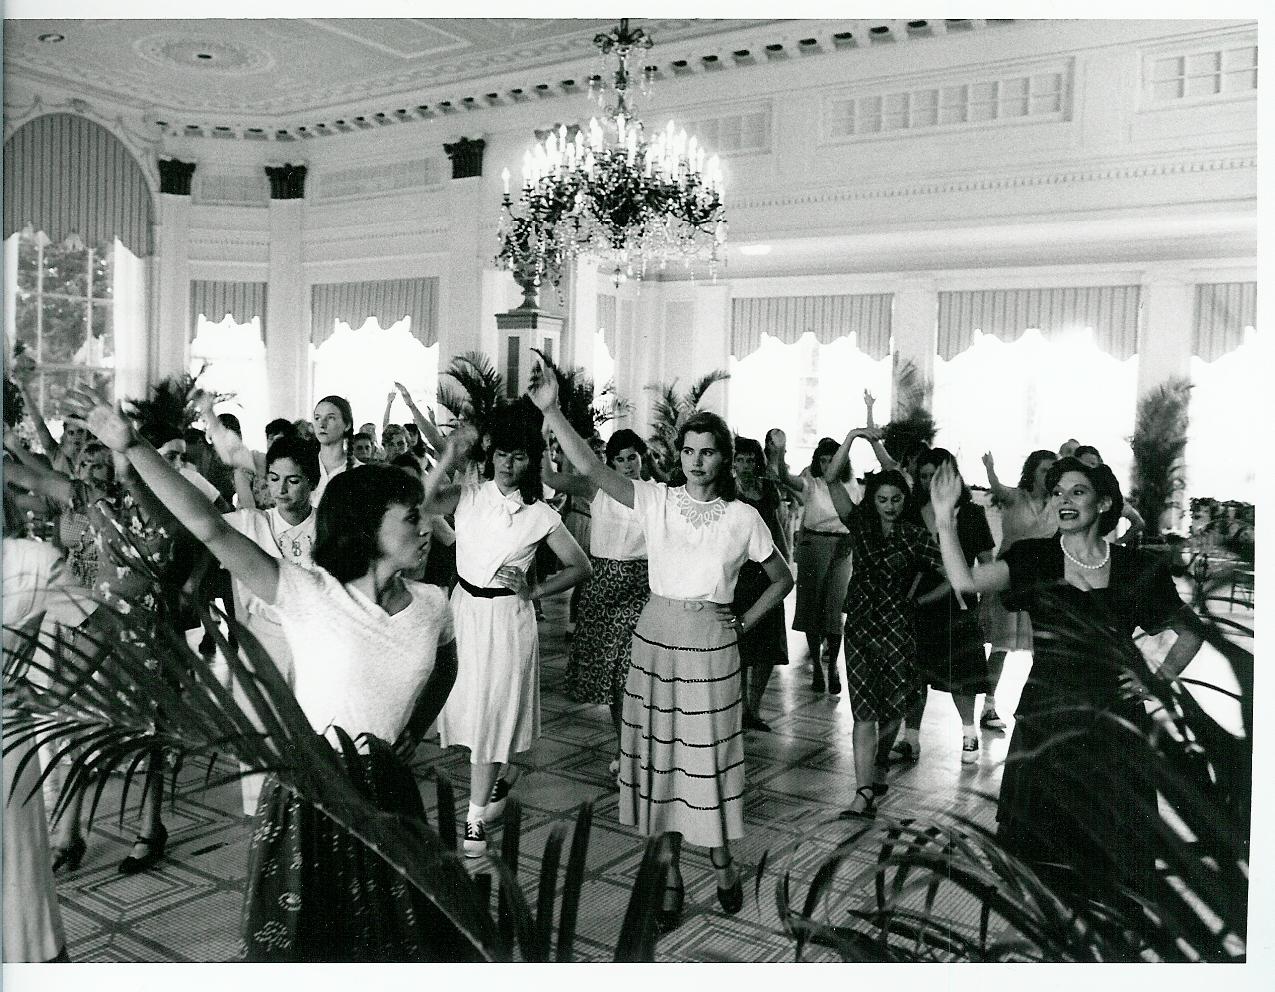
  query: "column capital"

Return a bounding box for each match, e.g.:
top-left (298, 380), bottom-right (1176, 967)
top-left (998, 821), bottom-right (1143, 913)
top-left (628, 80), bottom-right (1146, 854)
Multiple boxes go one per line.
top-left (157, 158), bottom-right (197, 196)
top-left (265, 163), bottom-right (308, 199)
top-left (443, 137), bottom-right (486, 179)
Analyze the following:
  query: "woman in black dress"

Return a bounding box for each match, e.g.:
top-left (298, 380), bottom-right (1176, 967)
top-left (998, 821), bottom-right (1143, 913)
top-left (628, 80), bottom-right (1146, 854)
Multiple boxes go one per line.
top-left (893, 448), bottom-right (995, 766)
top-left (930, 456), bottom-right (1203, 909)
top-left (732, 437), bottom-right (790, 731)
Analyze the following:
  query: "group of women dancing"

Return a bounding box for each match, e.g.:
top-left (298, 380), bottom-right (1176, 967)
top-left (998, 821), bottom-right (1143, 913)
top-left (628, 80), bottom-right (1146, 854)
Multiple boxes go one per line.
top-left (3, 357), bottom-right (1204, 962)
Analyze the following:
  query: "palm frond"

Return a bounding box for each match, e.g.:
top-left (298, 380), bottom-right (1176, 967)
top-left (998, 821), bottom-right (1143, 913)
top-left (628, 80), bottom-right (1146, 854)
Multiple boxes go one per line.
top-left (1128, 376), bottom-right (1192, 536)
top-left (684, 369), bottom-right (730, 410)
top-left (441, 351), bottom-right (508, 434)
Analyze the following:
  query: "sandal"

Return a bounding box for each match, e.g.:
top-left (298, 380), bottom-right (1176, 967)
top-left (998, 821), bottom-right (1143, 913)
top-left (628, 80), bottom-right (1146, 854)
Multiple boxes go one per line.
top-left (711, 851), bottom-right (743, 915)
top-left (838, 785), bottom-right (877, 820)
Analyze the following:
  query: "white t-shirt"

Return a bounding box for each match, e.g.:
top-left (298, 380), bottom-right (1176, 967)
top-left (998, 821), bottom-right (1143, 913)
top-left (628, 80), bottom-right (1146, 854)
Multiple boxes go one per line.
top-left (589, 489), bottom-right (646, 560)
top-left (799, 470), bottom-right (863, 533)
top-left (453, 481), bottom-right (562, 587)
top-left (272, 561), bottom-right (453, 744)
top-left (224, 507), bottom-right (317, 621)
top-left (311, 457), bottom-right (363, 507)
top-left (630, 480), bottom-right (774, 602)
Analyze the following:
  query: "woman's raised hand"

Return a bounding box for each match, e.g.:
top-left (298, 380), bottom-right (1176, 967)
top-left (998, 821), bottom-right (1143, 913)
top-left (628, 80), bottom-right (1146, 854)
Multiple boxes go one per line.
top-left (444, 423), bottom-right (478, 463)
top-left (864, 390), bottom-right (877, 428)
top-left (981, 451), bottom-right (995, 475)
top-left (526, 356), bottom-right (559, 411)
top-left (930, 461), bottom-right (963, 519)
top-left (64, 383), bottom-right (136, 453)
top-left (393, 381), bottom-right (412, 399)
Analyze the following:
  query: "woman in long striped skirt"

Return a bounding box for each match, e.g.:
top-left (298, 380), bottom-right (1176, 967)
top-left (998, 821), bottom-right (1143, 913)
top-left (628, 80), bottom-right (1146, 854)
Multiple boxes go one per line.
top-left (529, 361), bottom-right (793, 930)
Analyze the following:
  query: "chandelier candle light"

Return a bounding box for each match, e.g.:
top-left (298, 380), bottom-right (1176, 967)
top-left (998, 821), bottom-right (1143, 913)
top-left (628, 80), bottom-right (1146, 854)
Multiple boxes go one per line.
top-left (496, 18), bottom-right (727, 294)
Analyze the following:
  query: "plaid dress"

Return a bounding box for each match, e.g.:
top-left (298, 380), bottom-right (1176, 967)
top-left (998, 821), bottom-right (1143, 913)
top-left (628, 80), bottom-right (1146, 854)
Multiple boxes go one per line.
top-left (841, 508), bottom-right (939, 722)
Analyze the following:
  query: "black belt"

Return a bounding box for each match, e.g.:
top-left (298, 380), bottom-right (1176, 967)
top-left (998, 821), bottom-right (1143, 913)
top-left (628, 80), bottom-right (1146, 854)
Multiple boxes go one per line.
top-left (458, 575), bottom-right (516, 598)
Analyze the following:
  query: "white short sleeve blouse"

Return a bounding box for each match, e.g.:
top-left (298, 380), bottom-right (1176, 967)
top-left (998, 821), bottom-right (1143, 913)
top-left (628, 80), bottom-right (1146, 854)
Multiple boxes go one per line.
top-left (273, 562), bottom-right (453, 744)
top-left (799, 470), bottom-right (863, 533)
top-left (453, 481), bottom-right (563, 587)
top-left (588, 489), bottom-right (646, 560)
top-left (630, 481), bottom-right (774, 602)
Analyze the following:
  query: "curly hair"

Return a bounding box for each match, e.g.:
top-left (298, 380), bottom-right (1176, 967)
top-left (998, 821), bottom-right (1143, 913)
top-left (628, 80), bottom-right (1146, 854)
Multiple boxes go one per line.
top-left (1045, 456), bottom-right (1123, 535)
top-left (605, 428), bottom-right (647, 465)
top-left (809, 436), bottom-right (851, 482)
top-left (670, 411), bottom-right (736, 501)
top-left (861, 469), bottom-right (915, 538)
top-left (312, 465), bottom-right (425, 583)
top-left (1016, 449), bottom-right (1058, 493)
top-left (266, 434), bottom-right (321, 488)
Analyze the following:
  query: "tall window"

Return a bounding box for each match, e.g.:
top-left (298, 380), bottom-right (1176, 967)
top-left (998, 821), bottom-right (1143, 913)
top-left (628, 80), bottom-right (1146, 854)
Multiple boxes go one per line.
top-left (190, 315), bottom-right (269, 450)
top-left (311, 317), bottom-right (439, 433)
top-left (11, 229), bottom-right (116, 427)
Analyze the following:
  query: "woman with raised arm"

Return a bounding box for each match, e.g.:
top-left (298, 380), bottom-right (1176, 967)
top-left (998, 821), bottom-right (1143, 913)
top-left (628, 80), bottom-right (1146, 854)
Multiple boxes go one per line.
top-left (551, 428), bottom-right (652, 775)
top-left (978, 448), bottom-right (1058, 730)
top-left (64, 384), bottom-right (466, 962)
top-left (930, 457), bottom-right (1202, 910)
top-left (826, 429), bottom-right (938, 818)
top-left (421, 407), bottom-right (591, 859)
top-left (528, 357), bottom-right (793, 931)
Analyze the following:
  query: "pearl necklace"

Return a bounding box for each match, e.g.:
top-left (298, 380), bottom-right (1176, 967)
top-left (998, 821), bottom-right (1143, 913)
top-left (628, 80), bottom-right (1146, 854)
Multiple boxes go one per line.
top-left (1060, 534), bottom-right (1110, 570)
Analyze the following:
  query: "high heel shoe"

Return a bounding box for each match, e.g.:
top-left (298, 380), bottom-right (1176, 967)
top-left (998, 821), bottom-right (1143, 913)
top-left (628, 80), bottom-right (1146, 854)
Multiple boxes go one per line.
top-left (838, 785), bottom-right (877, 820)
top-left (51, 836), bottom-right (87, 874)
top-left (711, 852), bottom-right (743, 915)
top-left (655, 875), bottom-right (685, 931)
top-left (118, 823), bottom-right (168, 875)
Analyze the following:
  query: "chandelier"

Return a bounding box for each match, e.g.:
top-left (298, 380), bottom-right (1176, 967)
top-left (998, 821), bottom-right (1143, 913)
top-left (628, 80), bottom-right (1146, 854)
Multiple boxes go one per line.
top-left (496, 19), bottom-right (727, 293)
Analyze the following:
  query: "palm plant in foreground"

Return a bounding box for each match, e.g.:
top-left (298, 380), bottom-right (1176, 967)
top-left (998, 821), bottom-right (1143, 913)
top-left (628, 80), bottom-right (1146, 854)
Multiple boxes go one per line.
top-left (759, 574), bottom-right (1250, 963)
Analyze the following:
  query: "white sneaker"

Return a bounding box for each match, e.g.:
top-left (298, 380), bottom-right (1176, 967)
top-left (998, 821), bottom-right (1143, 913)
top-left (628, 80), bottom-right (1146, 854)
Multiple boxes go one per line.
top-left (484, 778), bottom-right (511, 824)
top-left (961, 735), bottom-right (979, 764)
top-left (980, 707), bottom-right (1006, 730)
top-left (463, 819), bottom-right (487, 858)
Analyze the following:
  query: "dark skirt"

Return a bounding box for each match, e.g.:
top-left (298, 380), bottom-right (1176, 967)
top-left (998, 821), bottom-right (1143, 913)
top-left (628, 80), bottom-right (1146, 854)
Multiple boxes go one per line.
top-left (239, 742), bottom-right (476, 962)
top-left (565, 556), bottom-right (650, 705)
top-left (914, 597), bottom-right (989, 695)
top-left (732, 560), bottom-right (788, 669)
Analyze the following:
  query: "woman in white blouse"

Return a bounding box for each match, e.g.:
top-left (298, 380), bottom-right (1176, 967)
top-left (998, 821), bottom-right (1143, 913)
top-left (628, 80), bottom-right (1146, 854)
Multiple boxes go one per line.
top-left (528, 358), bottom-right (793, 931)
top-left (310, 394), bottom-right (360, 506)
top-left (422, 407), bottom-right (591, 859)
top-left (67, 384), bottom-right (471, 962)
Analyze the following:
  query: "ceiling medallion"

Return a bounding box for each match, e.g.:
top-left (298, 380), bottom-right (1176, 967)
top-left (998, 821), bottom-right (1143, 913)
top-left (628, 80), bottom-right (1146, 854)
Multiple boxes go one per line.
top-left (496, 18), bottom-right (726, 297)
top-left (134, 35), bottom-right (275, 75)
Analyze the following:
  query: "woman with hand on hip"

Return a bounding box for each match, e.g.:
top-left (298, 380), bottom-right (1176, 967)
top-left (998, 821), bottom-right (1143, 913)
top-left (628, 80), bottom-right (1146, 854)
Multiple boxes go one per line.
top-left (528, 357), bottom-right (793, 931)
top-left (422, 408), bottom-right (592, 858)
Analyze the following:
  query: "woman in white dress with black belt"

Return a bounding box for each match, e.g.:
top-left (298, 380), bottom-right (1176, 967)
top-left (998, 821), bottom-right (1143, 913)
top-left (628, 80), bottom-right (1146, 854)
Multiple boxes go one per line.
top-left (424, 408), bottom-right (591, 857)
top-left (528, 359), bottom-right (793, 930)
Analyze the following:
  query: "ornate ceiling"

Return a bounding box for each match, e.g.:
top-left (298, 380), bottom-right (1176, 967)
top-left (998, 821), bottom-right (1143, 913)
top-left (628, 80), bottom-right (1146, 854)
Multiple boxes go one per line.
top-left (5, 18), bottom-right (787, 117)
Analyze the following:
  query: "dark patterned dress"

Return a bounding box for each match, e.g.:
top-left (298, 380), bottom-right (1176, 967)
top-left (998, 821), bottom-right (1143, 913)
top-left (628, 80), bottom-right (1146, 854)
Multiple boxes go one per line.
top-left (996, 538), bottom-right (1188, 906)
top-left (841, 507), bottom-right (939, 722)
top-left (911, 502), bottom-right (995, 694)
top-left (733, 479), bottom-right (789, 670)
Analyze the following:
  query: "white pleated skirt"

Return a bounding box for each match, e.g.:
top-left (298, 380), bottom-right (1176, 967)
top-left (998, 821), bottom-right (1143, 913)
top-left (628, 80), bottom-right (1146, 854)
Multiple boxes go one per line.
top-left (437, 585), bottom-right (540, 764)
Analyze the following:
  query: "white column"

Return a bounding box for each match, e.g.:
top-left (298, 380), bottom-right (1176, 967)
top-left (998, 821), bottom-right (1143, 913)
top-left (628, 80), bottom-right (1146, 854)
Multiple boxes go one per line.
top-left (440, 176), bottom-right (486, 365)
top-left (691, 282), bottom-right (732, 418)
top-left (266, 199), bottom-right (306, 419)
top-left (151, 193), bottom-right (192, 382)
top-left (566, 257), bottom-right (600, 378)
top-left (890, 277), bottom-right (938, 415)
top-left (1136, 270), bottom-right (1194, 398)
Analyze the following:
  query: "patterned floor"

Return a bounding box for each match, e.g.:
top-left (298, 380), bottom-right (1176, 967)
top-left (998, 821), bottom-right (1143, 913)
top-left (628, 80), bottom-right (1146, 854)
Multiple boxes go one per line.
top-left (35, 589), bottom-right (1246, 964)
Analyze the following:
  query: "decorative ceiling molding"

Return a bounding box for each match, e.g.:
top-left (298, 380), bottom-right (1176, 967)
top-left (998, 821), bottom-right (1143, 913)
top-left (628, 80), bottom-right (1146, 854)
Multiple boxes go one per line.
top-left (4, 18), bottom-right (1022, 144)
top-left (731, 153), bottom-right (1257, 212)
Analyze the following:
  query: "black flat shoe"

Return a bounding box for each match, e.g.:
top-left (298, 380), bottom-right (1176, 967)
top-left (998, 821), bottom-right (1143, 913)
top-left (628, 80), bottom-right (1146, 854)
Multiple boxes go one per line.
top-left (51, 836), bottom-right (86, 874)
top-left (826, 668), bottom-right (842, 696)
top-left (711, 853), bottom-right (744, 915)
top-left (655, 876), bottom-right (685, 932)
top-left (742, 712), bottom-right (772, 732)
top-left (118, 824), bottom-right (168, 875)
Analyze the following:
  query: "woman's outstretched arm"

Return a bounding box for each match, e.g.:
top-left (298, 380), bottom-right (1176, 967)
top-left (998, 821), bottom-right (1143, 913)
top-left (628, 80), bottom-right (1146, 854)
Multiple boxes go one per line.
top-left (527, 356), bottom-right (635, 509)
top-left (66, 384), bottom-right (280, 605)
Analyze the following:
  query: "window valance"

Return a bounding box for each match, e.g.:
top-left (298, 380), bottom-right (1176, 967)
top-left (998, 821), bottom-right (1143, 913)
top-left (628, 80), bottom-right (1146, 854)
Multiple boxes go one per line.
top-left (1193, 282), bottom-right (1256, 361)
top-left (310, 277), bottom-right (439, 347)
top-left (937, 285), bottom-right (1141, 360)
top-left (731, 293), bottom-right (893, 359)
top-left (190, 280), bottom-right (267, 338)
top-left (3, 113), bottom-right (154, 257)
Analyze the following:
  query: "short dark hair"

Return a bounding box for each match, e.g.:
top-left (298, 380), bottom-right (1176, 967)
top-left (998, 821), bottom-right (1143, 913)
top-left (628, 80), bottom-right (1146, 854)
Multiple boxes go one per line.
top-left (266, 435), bottom-right (321, 487)
top-left (672, 411), bottom-right (736, 500)
top-left (809, 436), bottom-right (849, 482)
top-left (862, 469), bottom-right (914, 536)
top-left (485, 402), bottom-right (546, 504)
top-left (217, 413), bottom-right (242, 437)
top-left (1045, 456), bottom-right (1123, 534)
top-left (605, 428), bottom-right (647, 465)
top-left (390, 452), bottom-right (422, 475)
top-left (1073, 444), bottom-right (1102, 463)
top-left (352, 432), bottom-right (375, 445)
top-left (733, 435), bottom-right (764, 465)
top-left (312, 465), bottom-right (425, 583)
top-left (1017, 450), bottom-right (1058, 492)
top-left (144, 422), bottom-right (184, 449)
top-left (265, 417), bottom-right (295, 441)
top-left (916, 447), bottom-right (969, 506)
